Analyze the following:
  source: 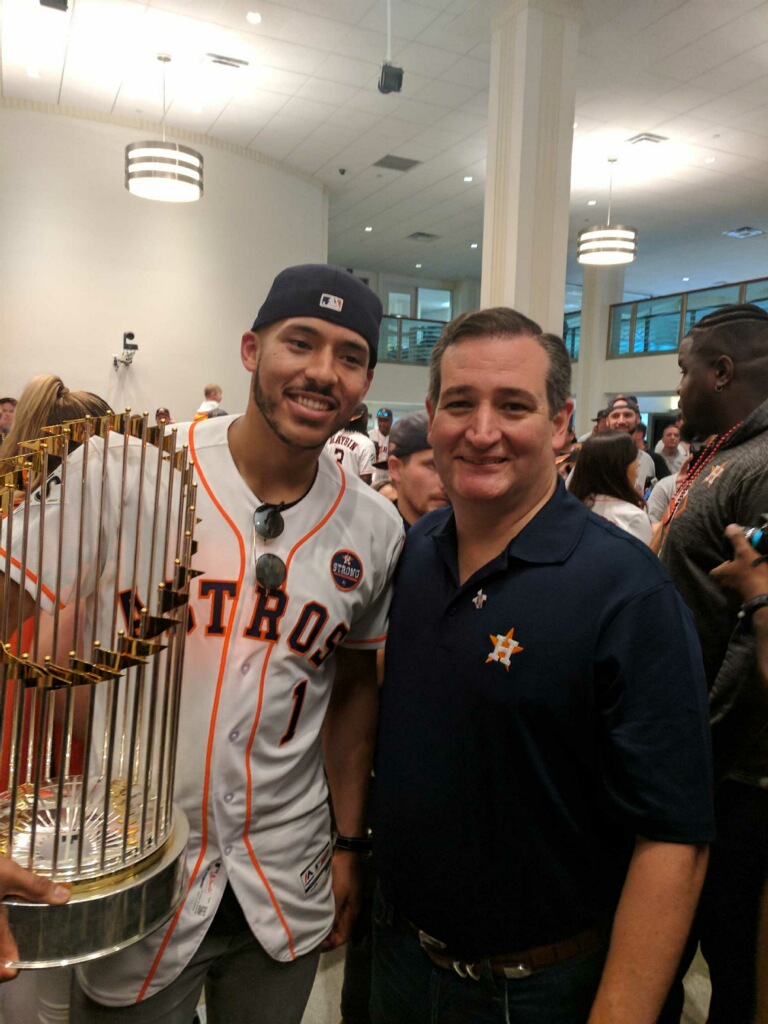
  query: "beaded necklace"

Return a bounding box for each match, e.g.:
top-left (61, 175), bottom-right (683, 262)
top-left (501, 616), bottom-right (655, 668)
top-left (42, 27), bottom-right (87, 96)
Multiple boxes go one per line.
top-left (662, 420), bottom-right (743, 528)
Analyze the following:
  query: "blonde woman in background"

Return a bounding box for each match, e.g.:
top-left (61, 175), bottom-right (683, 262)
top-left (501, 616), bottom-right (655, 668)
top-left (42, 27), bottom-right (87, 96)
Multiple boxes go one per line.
top-left (0, 375), bottom-right (110, 1024)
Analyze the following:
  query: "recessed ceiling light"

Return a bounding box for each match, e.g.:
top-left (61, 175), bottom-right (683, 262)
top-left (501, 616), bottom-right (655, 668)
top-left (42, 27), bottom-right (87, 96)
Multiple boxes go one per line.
top-left (364, 226), bottom-right (373, 232)
top-left (704, 156), bottom-right (716, 164)
top-left (463, 175), bottom-right (473, 182)
top-left (246, 11), bottom-right (262, 24)
top-left (683, 277), bottom-right (690, 282)
top-left (470, 243), bottom-right (478, 249)
top-left (415, 263), bottom-right (422, 269)
top-left (587, 199), bottom-right (597, 206)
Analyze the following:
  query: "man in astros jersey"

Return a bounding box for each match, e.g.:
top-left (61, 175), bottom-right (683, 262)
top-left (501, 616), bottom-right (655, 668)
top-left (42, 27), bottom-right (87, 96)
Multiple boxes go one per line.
top-left (2, 264), bottom-right (404, 1023)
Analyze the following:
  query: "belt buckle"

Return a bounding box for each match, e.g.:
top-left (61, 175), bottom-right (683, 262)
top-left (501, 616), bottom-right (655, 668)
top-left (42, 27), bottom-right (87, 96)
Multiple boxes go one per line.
top-left (453, 960), bottom-right (481, 981)
top-left (502, 963), bottom-right (532, 979)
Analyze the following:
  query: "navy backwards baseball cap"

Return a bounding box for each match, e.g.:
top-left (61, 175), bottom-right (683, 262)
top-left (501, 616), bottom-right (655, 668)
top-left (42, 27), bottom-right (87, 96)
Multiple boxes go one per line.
top-left (251, 264), bottom-right (383, 368)
top-left (375, 411), bottom-right (431, 468)
top-left (377, 407), bottom-right (393, 418)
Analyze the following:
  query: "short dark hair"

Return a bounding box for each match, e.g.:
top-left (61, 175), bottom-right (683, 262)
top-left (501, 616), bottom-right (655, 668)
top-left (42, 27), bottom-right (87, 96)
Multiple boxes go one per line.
top-left (428, 308), bottom-right (571, 415)
top-left (689, 303), bottom-right (768, 364)
top-left (0, 397), bottom-right (17, 407)
top-left (569, 430), bottom-right (645, 510)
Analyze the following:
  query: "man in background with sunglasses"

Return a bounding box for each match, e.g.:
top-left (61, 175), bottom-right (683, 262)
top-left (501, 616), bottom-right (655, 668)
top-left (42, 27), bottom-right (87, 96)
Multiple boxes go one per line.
top-left (72, 265), bottom-right (404, 1023)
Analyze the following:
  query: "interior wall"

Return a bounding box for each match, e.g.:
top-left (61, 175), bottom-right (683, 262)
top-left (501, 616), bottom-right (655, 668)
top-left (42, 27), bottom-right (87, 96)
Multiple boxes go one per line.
top-left (0, 106), bottom-right (327, 421)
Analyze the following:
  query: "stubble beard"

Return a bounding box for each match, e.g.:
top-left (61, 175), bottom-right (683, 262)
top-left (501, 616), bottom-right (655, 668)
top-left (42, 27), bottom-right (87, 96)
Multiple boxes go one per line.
top-left (252, 361), bottom-right (341, 452)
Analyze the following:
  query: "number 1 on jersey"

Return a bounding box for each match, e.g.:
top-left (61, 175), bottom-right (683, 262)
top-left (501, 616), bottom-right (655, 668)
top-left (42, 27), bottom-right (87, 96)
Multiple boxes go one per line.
top-left (279, 679), bottom-right (308, 746)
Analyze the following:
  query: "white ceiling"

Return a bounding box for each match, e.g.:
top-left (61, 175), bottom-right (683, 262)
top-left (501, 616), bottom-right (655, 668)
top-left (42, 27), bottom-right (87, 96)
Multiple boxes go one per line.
top-left (2, 0), bottom-right (768, 299)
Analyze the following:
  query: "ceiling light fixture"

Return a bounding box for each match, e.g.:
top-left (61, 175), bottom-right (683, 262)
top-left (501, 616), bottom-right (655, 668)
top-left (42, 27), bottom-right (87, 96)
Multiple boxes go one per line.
top-left (415, 263), bottom-right (422, 268)
top-left (587, 199), bottom-right (597, 206)
top-left (463, 175), bottom-right (473, 182)
top-left (365, 226), bottom-right (373, 232)
top-left (246, 11), bottom-right (262, 24)
top-left (683, 277), bottom-right (690, 282)
top-left (577, 158), bottom-right (637, 266)
top-left (125, 55), bottom-right (204, 203)
top-left (470, 243), bottom-right (478, 249)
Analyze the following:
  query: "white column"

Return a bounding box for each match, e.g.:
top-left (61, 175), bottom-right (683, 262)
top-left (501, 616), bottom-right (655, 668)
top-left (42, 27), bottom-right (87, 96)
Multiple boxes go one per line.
top-left (573, 263), bottom-right (624, 434)
top-left (481, 0), bottom-right (580, 333)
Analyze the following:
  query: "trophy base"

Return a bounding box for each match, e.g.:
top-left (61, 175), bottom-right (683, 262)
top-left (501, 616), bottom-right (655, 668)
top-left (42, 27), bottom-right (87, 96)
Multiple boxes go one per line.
top-left (3, 807), bottom-right (189, 968)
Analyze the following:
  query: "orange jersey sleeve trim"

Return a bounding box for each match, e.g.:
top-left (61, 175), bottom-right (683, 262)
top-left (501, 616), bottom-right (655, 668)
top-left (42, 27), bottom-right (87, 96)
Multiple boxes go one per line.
top-left (0, 547), bottom-right (63, 608)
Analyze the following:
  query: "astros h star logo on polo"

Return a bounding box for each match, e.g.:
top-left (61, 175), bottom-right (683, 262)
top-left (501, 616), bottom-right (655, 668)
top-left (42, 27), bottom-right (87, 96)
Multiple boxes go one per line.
top-left (486, 627), bottom-right (524, 670)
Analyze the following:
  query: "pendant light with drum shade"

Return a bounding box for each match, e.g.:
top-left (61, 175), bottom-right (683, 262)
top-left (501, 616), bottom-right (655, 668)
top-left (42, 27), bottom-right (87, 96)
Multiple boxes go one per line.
top-left (577, 158), bottom-right (636, 265)
top-left (125, 55), bottom-right (203, 203)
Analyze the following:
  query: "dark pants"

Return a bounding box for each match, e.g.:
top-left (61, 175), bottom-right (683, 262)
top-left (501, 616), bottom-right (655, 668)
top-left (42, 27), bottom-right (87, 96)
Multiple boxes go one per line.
top-left (658, 780), bottom-right (768, 1024)
top-left (340, 849), bottom-right (376, 1023)
top-left (370, 890), bottom-right (606, 1024)
top-left (71, 884), bottom-right (320, 1024)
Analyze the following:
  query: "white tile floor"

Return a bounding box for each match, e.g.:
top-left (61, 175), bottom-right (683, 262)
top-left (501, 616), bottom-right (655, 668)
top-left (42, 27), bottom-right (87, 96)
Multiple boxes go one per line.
top-left (300, 946), bottom-right (712, 1024)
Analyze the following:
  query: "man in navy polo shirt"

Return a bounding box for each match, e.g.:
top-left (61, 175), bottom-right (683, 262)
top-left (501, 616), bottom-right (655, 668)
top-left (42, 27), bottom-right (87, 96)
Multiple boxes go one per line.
top-left (371, 308), bottom-right (715, 1024)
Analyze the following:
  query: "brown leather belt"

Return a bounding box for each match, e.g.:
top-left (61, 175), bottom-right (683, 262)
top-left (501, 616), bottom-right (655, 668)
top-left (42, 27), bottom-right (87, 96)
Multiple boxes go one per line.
top-left (409, 919), bottom-right (607, 981)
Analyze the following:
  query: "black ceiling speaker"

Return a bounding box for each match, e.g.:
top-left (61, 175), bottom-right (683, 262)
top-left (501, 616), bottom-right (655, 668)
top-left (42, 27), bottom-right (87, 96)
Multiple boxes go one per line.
top-left (378, 62), bottom-right (404, 94)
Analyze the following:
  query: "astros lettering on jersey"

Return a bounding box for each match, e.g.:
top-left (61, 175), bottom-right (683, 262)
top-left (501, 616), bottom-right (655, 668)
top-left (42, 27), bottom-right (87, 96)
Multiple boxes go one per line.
top-left (63, 414), bottom-right (403, 1005)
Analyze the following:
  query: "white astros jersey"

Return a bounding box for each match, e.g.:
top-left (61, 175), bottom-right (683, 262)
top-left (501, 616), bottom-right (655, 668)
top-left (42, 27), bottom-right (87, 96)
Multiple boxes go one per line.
top-left (369, 425), bottom-right (390, 485)
top-left (77, 414), bottom-right (404, 1006)
top-left (0, 432), bottom-right (181, 659)
top-left (325, 429), bottom-right (376, 478)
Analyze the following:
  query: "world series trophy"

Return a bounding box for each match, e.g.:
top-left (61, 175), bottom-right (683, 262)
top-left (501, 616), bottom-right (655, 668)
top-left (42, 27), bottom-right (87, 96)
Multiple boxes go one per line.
top-left (0, 411), bottom-right (198, 967)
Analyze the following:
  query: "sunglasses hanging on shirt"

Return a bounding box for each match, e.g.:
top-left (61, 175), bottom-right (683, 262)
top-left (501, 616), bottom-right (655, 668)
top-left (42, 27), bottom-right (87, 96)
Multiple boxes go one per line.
top-left (253, 502), bottom-right (287, 590)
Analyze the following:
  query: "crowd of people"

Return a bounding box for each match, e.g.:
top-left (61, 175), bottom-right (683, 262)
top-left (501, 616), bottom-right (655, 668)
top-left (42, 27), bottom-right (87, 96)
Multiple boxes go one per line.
top-left (0, 266), bottom-right (767, 1024)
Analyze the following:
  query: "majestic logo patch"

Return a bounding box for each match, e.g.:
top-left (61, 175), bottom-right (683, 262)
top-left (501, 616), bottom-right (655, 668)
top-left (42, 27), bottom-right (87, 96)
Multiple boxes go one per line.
top-left (473, 589), bottom-right (487, 609)
top-left (320, 293), bottom-right (344, 312)
top-left (331, 550), bottom-right (363, 591)
top-left (300, 841), bottom-right (332, 894)
top-left (486, 627), bottom-right (524, 670)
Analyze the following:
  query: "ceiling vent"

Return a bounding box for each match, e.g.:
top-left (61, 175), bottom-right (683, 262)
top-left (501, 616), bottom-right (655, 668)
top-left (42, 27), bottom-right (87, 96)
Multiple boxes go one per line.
top-left (626, 132), bottom-right (668, 145)
top-left (204, 53), bottom-right (249, 69)
top-left (723, 226), bottom-right (764, 239)
top-left (406, 232), bottom-right (440, 242)
top-left (373, 155), bottom-right (421, 172)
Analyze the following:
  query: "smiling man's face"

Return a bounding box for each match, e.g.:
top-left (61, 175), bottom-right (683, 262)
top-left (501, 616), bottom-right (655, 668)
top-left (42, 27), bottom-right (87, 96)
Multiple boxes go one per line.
top-left (427, 333), bottom-right (570, 517)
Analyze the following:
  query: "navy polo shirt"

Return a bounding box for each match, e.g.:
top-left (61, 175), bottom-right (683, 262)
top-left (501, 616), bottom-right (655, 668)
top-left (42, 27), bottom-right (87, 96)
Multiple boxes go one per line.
top-left (374, 482), bottom-right (714, 958)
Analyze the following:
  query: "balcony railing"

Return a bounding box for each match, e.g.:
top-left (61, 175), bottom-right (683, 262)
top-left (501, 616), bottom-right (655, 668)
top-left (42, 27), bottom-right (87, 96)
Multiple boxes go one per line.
top-left (607, 276), bottom-right (768, 359)
top-left (378, 315), bottom-right (446, 365)
top-left (379, 313), bottom-right (582, 365)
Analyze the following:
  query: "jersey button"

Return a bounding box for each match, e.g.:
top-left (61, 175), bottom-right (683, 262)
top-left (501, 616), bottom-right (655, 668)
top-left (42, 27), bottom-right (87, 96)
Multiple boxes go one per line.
top-left (224, 792), bottom-right (234, 804)
top-left (241, 663), bottom-right (250, 675)
top-left (224, 845), bottom-right (233, 855)
top-left (229, 730), bottom-right (240, 742)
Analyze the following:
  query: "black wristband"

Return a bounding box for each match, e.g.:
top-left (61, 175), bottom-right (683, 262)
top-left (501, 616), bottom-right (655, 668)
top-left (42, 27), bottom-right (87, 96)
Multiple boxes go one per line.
top-left (334, 832), bottom-right (372, 853)
top-left (738, 593), bottom-right (768, 628)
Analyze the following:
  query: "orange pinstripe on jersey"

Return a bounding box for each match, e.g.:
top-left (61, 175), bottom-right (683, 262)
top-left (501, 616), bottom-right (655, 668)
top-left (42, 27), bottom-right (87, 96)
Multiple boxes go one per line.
top-left (0, 548), bottom-right (63, 608)
top-left (240, 461), bottom-right (349, 958)
top-left (138, 418), bottom-right (246, 1001)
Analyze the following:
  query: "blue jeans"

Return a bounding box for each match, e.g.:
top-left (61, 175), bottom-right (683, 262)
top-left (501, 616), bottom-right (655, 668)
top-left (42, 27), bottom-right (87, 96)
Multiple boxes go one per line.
top-left (370, 889), bottom-right (606, 1024)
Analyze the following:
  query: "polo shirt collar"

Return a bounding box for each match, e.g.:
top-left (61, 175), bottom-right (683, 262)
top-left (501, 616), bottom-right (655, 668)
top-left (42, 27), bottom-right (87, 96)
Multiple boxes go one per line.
top-left (428, 479), bottom-right (587, 575)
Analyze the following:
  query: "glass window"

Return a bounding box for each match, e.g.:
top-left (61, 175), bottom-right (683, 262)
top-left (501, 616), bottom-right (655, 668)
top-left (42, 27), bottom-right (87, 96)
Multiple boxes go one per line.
top-left (608, 303), bottom-right (634, 357)
top-left (563, 312), bottom-right (580, 361)
top-left (417, 288), bottom-right (452, 322)
top-left (387, 291), bottom-right (412, 317)
top-left (633, 295), bottom-right (682, 354)
top-left (744, 278), bottom-right (768, 308)
top-left (684, 285), bottom-right (740, 332)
